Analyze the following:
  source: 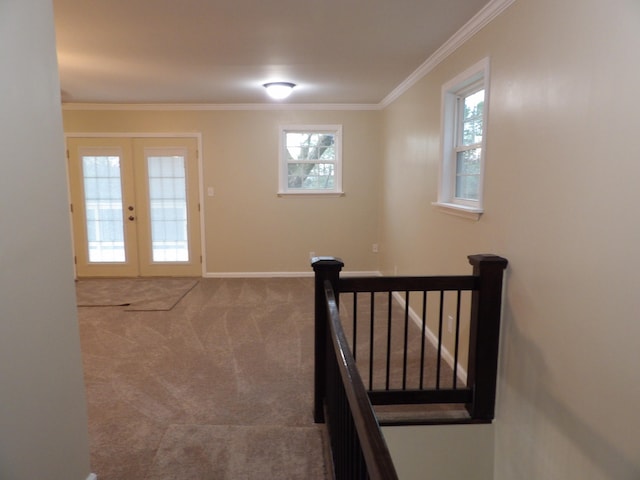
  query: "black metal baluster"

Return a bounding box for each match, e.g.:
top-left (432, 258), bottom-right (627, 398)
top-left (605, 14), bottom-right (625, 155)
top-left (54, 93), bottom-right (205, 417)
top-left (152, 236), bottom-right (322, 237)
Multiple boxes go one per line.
top-left (436, 290), bottom-right (444, 389)
top-left (350, 416), bottom-right (356, 479)
top-left (402, 291), bottom-right (409, 390)
top-left (453, 290), bottom-right (462, 388)
top-left (419, 290), bottom-right (427, 390)
top-left (368, 292), bottom-right (374, 390)
top-left (353, 292), bottom-right (358, 361)
top-left (386, 291), bottom-right (392, 390)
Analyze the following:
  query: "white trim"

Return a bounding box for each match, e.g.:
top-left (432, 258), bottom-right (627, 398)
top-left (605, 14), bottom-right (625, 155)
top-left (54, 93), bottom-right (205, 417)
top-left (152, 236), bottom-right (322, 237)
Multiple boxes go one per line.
top-left (204, 270), bottom-right (380, 278)
top-left (196, 135), bottom-right (206, 277)
top-left (338, 270), bottom-right (382, 278)
top-left (65, 132), bottom-right (201, 138)
top-left (380, 0), bottom-right (515, 108)
top-left (277, 192), bottom-right (345, 198)
top-left (86, 474), bottom-right (98, 480)
top-left (62, 102), bottom-right (381, 112)
top-left (432, 202), bottom-right (483, 221)
top-left (278, 125), bottom-right (343, 195)
top-left (391, 292), bottom-right (468, 385)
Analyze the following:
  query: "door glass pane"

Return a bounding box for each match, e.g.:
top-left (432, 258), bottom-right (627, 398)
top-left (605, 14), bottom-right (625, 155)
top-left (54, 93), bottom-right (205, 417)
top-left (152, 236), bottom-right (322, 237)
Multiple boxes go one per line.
top-left (147, 155), bottom-right (189, 262)
top-left (82, 156), bottom-right (126, 262)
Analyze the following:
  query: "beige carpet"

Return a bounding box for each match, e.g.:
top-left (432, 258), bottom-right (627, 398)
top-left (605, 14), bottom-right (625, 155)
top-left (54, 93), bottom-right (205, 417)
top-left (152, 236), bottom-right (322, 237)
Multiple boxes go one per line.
top-left (77, 277), bottom-right (328, 479)
top-left (77, 276), bottom-right (461, 478)
top-left (76, 277), bottom-right (199, 310)
top-left (146, 425), bottom-right (325, 479)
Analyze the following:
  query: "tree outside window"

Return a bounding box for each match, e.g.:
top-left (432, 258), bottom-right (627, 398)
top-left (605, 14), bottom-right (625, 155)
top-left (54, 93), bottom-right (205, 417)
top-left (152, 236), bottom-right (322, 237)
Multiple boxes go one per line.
top-left (279, 125), bottom-right (343, 195)
top-left (455, 89), bottom-right (484, 201)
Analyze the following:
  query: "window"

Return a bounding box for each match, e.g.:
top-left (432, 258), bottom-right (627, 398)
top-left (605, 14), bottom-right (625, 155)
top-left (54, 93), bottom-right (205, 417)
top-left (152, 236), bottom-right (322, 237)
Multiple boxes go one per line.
top-left (278, 125), bottom-right (343, 195)
top-left (435, 58), bottom-right (489, 219)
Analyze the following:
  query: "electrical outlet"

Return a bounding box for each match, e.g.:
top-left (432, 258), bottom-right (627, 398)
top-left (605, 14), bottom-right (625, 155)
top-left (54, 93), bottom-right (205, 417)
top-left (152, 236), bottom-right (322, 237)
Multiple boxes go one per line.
top-left (372, 243), bottom-right (379, 253)
top-left (309, 251), bottom-right (316, 260)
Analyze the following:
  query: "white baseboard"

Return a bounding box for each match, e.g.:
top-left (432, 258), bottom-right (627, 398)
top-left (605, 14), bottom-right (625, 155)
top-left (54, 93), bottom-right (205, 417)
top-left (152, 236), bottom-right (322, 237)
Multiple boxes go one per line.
top-left (203, 270), bottom-right (380, 278)
top-left (391, 291), bottom-right (468, 384)
top-left (341, 270), bottom-right (381, 278)
top-left (204, 271), bottom-right (312, 278)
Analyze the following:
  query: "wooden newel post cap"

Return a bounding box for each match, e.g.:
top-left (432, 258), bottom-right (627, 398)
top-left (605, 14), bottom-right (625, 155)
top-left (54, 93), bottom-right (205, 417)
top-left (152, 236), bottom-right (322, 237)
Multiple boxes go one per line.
top-left (468, 254), bottom-right (508, 269)
top-left (311, 257), bottom-right (344, 269)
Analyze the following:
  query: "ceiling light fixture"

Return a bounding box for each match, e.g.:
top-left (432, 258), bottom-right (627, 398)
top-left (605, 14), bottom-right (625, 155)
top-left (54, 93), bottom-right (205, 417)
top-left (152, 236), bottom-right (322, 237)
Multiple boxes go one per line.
top-left (263, 82), bottom-right (296, 100)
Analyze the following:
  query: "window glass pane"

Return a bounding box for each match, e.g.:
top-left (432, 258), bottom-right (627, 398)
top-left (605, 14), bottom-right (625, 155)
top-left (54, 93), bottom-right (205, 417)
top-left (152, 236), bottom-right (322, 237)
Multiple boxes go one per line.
top-left (147, 155), bottom-right (189, 262)
top-left (287, 163), bottom-right (306, 188)
top-left (82, 156), bottom-right (126, 262)
top-left (463, 90), bottom-right (484, 120)
top-left (318, 143), bottom-right (335, 160)
top-left (288, 163), bottom-right (335, 189)
top-left (305, 163), bottom-right (335, 189)
top-left (286, 132), bottom-right (335, 161)
top-left (455, 148), bottom-right (481, 200)
top-left (456, 148), bottom-right (481, 174)
top-left (285, 131), bottom-right (336, 190)
top-left (462, 118), bottom-right (483, 145)
top-left (461, 89), bottom-right (484, 146)
top-left (286, 145), bottom-right (301, 160)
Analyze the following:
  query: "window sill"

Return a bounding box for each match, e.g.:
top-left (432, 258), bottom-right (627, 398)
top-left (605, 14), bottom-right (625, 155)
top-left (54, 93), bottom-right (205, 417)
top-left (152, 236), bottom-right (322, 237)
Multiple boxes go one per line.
top-left (278, 191), bottom-right (345, 197)
top-left (432, 202), bottom-right (483, 221)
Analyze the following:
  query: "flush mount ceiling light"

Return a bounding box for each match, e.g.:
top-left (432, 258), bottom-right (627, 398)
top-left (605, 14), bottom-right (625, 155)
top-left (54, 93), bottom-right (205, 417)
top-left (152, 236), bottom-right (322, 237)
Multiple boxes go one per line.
top-left (263, 82), bottom-right (296, 100)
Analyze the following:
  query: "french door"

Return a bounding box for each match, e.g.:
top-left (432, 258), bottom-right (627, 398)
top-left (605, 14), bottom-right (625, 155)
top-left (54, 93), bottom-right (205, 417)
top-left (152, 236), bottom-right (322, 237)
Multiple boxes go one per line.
top-left (67, 137), bottom-right (201, 277)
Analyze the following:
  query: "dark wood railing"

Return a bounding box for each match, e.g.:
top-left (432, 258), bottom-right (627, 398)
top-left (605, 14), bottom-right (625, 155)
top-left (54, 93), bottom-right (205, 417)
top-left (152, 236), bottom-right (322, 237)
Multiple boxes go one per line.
top-left (323, 282), bottom-right (398, 480)
top-left (313, 254), bottom-right (508, 479)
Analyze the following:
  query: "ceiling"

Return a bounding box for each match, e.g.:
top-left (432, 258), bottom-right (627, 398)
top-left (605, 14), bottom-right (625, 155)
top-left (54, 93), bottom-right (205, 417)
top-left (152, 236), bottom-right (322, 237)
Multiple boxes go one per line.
top-left (53, 0), bottom-right (491, 105)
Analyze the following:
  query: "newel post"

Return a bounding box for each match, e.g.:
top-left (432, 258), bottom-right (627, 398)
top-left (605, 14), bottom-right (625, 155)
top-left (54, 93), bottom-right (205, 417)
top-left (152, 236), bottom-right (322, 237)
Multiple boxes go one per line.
top-left (311, 256), bottom-right (344, 423)
top-left (466, 254), bottom-right (508, 421)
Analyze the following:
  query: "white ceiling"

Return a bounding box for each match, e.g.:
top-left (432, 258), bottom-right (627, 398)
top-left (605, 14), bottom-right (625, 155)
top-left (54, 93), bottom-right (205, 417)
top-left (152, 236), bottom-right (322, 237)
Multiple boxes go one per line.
top-left (53, 0), bottom-right (491, 105)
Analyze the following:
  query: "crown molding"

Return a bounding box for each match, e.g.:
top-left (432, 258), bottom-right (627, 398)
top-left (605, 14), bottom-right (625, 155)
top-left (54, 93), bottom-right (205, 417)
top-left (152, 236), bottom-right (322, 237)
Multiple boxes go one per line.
top-left (380, 0), bottom-right (516, 108)
top-left (61, 102), bottom-right (382, 112)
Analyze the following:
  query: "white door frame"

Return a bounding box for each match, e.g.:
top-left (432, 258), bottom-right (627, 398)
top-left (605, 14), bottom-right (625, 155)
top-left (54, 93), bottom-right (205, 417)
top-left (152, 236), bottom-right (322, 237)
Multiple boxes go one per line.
top-left (65, 132), bottom-right (205, 277)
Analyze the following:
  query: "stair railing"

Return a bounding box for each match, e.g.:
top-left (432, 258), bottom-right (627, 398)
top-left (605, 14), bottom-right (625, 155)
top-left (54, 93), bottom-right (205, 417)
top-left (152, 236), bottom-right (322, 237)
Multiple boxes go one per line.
top-left (312, 254), bottom-right (508, 478)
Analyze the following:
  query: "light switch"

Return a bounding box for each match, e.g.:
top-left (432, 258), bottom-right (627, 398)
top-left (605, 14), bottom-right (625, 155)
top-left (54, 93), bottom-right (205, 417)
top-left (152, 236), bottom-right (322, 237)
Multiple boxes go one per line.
top-left (207, 187), bottom-right (214, 197)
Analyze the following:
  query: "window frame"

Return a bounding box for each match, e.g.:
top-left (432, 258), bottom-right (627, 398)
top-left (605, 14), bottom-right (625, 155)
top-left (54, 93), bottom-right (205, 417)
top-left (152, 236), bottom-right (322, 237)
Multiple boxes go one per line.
top-left (434, 58), bottom-right (490, 220)
top-left (278, 124), bottom-right (343, 196)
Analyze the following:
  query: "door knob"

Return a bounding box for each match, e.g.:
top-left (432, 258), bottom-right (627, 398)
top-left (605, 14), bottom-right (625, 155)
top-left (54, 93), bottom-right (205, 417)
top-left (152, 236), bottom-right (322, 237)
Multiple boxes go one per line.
top-left (128, 206), bottom-right (134, 211)
top-left (128, 215), bottom-right (135, 221)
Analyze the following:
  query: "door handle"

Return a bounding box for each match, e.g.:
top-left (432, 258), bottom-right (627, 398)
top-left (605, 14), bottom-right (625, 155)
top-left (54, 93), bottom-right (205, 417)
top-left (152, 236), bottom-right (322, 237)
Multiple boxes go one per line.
top-left (128, 205), bottom-right (134, 211)
top-left (128, 215), bottom-right (135, 221)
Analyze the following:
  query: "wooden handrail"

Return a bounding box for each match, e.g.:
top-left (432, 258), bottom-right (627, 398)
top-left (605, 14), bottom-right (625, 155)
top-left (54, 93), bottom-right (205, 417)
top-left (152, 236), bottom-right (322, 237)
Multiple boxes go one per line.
top-left (339, 275), bottom-right (478, 293)
top-left (325, 282), bottom-right (399, 480)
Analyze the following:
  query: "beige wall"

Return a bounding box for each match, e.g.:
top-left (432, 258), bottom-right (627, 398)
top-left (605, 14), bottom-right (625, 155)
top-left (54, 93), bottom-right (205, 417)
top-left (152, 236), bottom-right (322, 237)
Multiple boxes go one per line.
top-left (0, 1), bottom-right (91, 478)
top-left (383, 424), bottom-right (494, 479)
top-left (63, 109), bottom-right (382, 274)
top-left (380, 0), bottom-right (640, 478)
